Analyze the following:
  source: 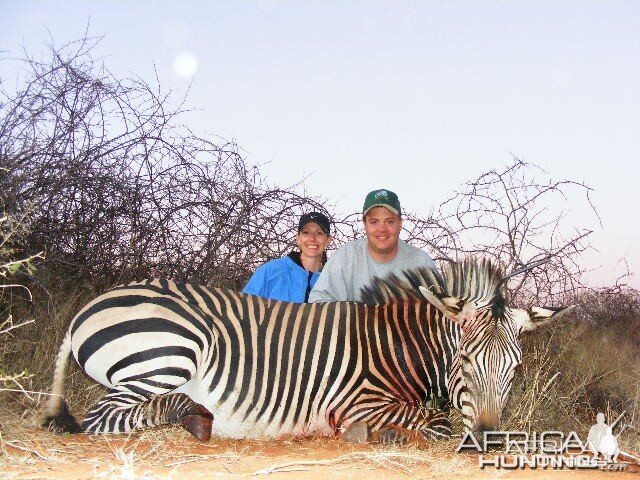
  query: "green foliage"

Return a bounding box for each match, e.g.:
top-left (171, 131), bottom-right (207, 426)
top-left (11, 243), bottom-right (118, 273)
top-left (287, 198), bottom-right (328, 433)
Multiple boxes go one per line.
top-left (2, 256), bottom-right (39, 278)
top-left (0, 210), bottom-right (42, 396)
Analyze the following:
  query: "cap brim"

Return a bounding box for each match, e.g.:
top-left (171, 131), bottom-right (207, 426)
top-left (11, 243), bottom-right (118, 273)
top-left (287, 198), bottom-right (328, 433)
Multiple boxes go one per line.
top-left (363, 204), bottom-right (400, 216)
top-left (298, 220), bottom-right (330, 236)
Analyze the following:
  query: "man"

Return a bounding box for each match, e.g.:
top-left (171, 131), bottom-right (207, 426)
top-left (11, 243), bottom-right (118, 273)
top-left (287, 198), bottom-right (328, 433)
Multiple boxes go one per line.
top-left (308, 189), bottom-right (436, 303)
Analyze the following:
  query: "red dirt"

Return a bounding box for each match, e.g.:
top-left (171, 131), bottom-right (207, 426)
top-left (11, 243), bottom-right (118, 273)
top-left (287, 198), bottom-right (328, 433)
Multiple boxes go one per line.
top-left (1, 424), bottom-right (639, 480)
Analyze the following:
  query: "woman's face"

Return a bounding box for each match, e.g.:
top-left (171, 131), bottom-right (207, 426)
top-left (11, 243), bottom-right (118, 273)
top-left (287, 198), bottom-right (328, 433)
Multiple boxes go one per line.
top-left (296, 222), bottom-right (331, 259)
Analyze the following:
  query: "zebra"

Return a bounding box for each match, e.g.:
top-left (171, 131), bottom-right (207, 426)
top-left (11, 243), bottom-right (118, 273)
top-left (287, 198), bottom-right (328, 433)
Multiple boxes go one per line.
top-left (43, 257), bottom-right (571, 443)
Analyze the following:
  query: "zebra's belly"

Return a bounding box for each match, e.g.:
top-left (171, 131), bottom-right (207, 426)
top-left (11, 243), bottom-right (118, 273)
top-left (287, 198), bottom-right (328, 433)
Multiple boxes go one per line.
top-left (175, 381), bottom-right (335, 439)
top-left (210, 408), bottom-right (335, 439)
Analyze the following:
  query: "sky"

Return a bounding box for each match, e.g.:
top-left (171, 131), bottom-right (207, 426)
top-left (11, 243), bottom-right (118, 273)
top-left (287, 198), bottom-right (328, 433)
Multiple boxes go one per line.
top-left (2, 1), bottom-right (639, 289)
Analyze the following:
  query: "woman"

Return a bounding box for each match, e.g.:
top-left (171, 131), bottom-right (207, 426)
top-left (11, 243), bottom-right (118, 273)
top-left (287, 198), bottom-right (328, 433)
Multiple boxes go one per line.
top-left (243, 212), bottom-right (332, 302)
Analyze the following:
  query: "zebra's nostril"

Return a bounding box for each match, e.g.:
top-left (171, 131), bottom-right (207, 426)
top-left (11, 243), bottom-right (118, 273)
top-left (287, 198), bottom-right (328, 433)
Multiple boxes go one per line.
top-left (476, 412), bottom-right (499, 432)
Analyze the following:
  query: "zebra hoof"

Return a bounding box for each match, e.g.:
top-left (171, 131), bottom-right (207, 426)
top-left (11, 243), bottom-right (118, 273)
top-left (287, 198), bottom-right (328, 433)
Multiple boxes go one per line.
top-left (340, 421), bottom-right (370, 443)
top-left (375, 426), bottom-right (408, 446)
top-left (44, 414), bottom-right (83, 434)
top-left (181, 405), bottom-right (213, 442)
top-left (43, 401), bottom-right (82, 434)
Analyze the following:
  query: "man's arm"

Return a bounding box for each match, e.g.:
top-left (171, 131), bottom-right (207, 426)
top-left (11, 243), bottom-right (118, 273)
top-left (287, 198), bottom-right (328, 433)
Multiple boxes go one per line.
top-left (308, 255), bottom-right (349, 303)
top-left (418, 249), bottom-right (437, 270)
top-left (400, 241), bottom-right (437, 270)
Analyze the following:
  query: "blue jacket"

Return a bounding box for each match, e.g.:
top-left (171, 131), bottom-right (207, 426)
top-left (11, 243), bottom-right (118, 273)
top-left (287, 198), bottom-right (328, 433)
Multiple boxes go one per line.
top-left (242, 253), bottom-right (322, 303)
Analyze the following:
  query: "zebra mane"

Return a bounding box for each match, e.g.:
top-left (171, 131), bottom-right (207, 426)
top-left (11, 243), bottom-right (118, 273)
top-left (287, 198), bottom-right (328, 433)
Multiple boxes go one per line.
top-left (359, 257), bottom-right (505, 309)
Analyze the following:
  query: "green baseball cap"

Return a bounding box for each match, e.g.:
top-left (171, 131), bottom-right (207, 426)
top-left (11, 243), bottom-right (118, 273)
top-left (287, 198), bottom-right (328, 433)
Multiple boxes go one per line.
top-left (362, 189), bottom-right (401, 216)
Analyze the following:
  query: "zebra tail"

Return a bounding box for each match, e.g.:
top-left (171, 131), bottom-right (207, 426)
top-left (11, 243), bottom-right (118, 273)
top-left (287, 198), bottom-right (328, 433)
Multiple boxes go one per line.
top-left (42, 331), bottom-right (82, 433)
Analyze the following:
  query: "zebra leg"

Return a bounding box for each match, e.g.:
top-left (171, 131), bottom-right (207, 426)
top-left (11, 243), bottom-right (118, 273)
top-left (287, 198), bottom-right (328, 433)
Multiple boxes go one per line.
top-left (341, 404), bottom-right (451, 445)
top-left (371, 426), bottom-right (426, 446)
top-left (82, 390), bottom-right (213, 441)
top-left (341, 422), bottom-right (430, 445)
top-left (340, 421), bottom-right (370, 443)
top-left (341, 421), bottom-right (429, 445)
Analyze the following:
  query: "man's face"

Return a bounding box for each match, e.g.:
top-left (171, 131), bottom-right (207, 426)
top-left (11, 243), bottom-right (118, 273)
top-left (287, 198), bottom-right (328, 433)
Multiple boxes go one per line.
top-left (363, 206), bottom-right (402, 257)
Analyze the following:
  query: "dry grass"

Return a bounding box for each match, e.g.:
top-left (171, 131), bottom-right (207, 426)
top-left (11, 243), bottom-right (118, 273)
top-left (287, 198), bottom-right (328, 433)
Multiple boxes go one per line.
top-left (502, 294), bottom-right (640, 452)
top-left (0, 409), bottom-right (476, 480)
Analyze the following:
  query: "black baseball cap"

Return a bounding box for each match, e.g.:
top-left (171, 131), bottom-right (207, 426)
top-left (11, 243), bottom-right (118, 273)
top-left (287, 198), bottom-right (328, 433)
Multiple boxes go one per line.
top-left (298, 212), bottom-right (331, 236)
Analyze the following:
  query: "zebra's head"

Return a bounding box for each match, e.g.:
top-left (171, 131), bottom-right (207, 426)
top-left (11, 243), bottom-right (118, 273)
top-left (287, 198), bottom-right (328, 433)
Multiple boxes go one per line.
top-left (417, 258), bottom-right (573, 435)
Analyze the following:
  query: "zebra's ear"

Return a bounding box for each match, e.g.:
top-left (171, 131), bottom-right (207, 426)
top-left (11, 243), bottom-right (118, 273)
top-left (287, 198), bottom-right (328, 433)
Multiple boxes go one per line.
top-left (517, 305), bottom-right (575, 333)
top-left (418, 286), bottom-right (465, 320)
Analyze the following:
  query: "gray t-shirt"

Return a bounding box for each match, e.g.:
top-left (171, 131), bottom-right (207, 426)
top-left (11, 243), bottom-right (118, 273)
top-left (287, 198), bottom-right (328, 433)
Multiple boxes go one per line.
top-left (308, 238), bottom-right (436, 303)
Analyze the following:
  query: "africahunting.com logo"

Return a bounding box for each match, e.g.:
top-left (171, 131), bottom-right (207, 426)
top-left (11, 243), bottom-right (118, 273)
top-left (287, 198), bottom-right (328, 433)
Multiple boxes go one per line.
top-left (457, 412), bottom-right (639, 471)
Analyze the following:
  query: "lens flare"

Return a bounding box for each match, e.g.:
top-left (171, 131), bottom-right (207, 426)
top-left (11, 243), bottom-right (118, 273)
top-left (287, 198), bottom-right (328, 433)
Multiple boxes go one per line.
top-left (173, 51), bottom-right (198, 79)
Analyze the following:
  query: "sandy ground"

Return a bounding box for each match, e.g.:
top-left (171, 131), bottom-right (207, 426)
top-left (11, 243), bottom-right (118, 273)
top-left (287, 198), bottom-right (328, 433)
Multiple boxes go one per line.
top-left (1, 419), bottom-right (639, 480)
